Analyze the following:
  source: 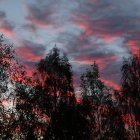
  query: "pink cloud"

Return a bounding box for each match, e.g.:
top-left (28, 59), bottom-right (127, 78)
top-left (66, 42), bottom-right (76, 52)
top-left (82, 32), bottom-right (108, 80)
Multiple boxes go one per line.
top-left (73, 13), bottom-right (93, 40)
top-left (16, 47), bottom-right (43, 62)
top-left (127, 39), bottom-right (140, 56)
top-left (74, 55), bottom-right (117, 70)
top-left (25, 3), bottom-right (52, 28)
top-left (101, 78), bottom-right (120, 90)
top-left (0, 26), bottom-right (16, 38)
top-left (73, 13), bottom-right (124, 43)
top-left (26, 16), bottom-right (51, 28)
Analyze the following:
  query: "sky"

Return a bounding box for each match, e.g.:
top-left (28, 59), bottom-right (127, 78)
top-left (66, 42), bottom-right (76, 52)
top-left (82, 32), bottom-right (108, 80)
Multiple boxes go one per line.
top-left (0, 0), bottom-right (140, 92)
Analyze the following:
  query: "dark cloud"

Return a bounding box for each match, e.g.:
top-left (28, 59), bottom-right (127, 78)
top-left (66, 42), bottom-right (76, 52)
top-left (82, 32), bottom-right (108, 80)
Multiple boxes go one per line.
top-left (16, 40), bottom-right (46, 60)
top-left (23, 23), bottom-right (37, 33)
top-left (57, 32), bottom-right (117, 61)
top-left (1, 20), bottom-right (14, 31)
top-left (20, 40), bottom-right (46, 56)
top-left (0, 20), bottom-right (15, 37)
top-left (101, 61), bottom-right (122, 82)
top-left (0, 10), bottom-right (15, 38)
top-left (25, 0), bottom-right (79, 30)
top-left (0, 11), bottom-right (6, 20)
top-left (25, 1), bottom-right (54, 28)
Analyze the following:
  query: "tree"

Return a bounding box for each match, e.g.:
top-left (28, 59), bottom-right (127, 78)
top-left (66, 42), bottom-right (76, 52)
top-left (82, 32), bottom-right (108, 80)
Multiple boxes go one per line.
top-left (0, 35), bottom-right (15, 139)
top-left (0, 35), bottom-right (36, 139)
top-left (43, 93), bottom-right (91, 140)
top-left (81, 63), bottom-right (126, 139)
top-left (34, 47), bottom-right (74, 115)
top-left (121, 56), bottom-right (140, 139)
top-left (34, 47), bottom-right (90, 140)
top-left (12, 63), bottom-right (40, 139)
top-left (81, 63), bottom-right (105, 139)
top-left (34, 48), bottom-right (75, 139)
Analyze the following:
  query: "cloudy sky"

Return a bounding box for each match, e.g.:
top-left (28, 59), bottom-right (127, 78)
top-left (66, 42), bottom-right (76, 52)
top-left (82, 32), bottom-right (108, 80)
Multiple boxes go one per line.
top-left (0, 0), bottom-right (140, 91)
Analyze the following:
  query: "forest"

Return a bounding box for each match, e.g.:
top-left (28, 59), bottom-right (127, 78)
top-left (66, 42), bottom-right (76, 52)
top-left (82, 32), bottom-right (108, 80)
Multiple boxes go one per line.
top-left (0, 35), bottom-right (140, 140)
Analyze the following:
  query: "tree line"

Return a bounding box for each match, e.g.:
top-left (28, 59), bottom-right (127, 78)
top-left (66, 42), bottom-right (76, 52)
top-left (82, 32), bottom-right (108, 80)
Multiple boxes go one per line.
top-left (0, 35), bottom-right (140, 139)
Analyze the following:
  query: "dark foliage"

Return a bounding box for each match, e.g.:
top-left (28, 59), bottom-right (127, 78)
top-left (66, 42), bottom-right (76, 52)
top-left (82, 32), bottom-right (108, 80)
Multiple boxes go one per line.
top-left (121, 56), bottom-right (140, 139)
top-left (0, 35), bottom-right (15, 139)
top-left (80, 63), bottom-right (126, 140)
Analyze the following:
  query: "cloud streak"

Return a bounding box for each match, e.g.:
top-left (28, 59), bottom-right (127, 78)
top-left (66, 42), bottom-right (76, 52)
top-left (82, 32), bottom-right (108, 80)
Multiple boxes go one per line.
top-left (16, 40), bottom-right (46, 62)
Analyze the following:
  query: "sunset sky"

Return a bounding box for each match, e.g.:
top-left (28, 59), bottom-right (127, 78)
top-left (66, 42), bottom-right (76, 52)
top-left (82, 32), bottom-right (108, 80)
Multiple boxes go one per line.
top-left (0, 0), bottom-right (140, 91)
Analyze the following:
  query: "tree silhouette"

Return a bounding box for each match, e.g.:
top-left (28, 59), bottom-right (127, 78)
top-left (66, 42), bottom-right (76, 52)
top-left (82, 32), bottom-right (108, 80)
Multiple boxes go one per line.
top-left (81, 63), bottom-right (105, 139)
top-left (33, 47), bottom-right (90, 140)
top-left (43, 93), bottom-right (91, 140)
top-left (12, 64), bottom-right (37, 139)
top-left (34, 48), bottom-right (74, 114)
top-left (33, 47), bottom-right (75, 139)
top-left (81, 63), bottom-right (126, 140)
top-left (0, 35), bottom-right (15, 139)
top-left (121, 56), bottom-right (140, 139)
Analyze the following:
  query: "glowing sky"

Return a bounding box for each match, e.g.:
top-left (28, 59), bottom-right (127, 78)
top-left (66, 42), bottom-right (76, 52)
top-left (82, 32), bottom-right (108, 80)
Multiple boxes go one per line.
top-left (0, 0), bottom-right (140, 90)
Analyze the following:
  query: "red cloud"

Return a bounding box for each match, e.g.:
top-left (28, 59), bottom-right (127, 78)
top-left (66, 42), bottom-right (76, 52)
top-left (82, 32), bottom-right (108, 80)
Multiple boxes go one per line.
top-left (0, 26), bottom-right (15, 38)
top-left (25, 3), bottom-right (52, 28)
top-left (101, 78), bottom-right (120, 90)
top-left (127, 40), bottom-right (140, 56)
top-left (73, 13), bottom-right (93, 40)
top-left (74, 55), bottom-right (117, 70)
top-left (24, 64), bottom-right (35, 76)
top-left (26, 16), bottom-right (50, 28)
top-left (16, 47), bottom-right (42, 62)
top-left (73, 13), bottom-right (124, 43)
top-left (0, 19), bottom-right (16, 39)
